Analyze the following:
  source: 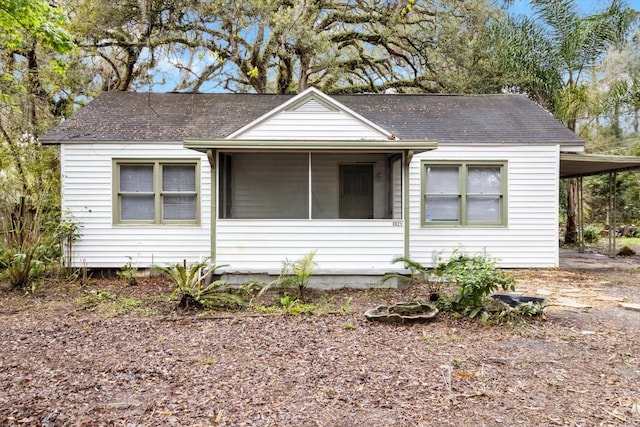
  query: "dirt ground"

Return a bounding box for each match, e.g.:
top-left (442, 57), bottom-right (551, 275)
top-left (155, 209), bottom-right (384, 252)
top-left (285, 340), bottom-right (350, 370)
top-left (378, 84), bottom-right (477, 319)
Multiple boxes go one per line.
top-left (0, 250), bottom-right (639, 427)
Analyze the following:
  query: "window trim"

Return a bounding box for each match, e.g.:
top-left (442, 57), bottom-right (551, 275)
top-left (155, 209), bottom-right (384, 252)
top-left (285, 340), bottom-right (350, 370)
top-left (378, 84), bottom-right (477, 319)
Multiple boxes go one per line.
top-left (421, 160), bottom-right (507, 227)
top-left (113, 159), bottom-right (201, 225)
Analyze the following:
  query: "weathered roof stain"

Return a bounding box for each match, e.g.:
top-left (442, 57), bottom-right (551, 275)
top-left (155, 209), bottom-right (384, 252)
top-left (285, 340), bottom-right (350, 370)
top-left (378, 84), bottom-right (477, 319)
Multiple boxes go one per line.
top-left (40, 92), bottom-right (583, 144)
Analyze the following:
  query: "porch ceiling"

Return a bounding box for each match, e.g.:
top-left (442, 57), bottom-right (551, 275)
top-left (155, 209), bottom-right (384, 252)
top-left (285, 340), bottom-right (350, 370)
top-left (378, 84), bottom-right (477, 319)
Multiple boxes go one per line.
top-left (560, 153), bottom-right (640, 178)
top-left (183, 139), bottom-right (437, 153)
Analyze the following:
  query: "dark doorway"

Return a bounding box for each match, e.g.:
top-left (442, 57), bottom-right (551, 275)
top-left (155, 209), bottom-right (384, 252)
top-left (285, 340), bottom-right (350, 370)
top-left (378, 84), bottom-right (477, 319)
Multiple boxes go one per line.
top-left (339, 164), bottom-right (374, 218)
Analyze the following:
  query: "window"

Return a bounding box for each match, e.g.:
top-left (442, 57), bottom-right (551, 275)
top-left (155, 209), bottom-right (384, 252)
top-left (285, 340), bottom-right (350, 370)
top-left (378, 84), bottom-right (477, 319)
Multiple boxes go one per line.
top-left (422, 161), bottom-right (506, 226)
top-left (114, 160), bottom-right (199, 224)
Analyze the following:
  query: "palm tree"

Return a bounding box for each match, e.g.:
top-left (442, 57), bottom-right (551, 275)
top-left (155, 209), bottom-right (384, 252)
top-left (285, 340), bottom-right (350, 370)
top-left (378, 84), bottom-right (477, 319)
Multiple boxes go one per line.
top-left (485, 0), bottom-right (638, 243)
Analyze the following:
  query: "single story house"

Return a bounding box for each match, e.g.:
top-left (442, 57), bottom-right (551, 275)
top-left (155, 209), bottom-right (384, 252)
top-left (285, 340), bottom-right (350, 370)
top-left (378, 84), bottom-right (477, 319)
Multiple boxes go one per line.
top-left (41, 87), bottom-right (587, 285)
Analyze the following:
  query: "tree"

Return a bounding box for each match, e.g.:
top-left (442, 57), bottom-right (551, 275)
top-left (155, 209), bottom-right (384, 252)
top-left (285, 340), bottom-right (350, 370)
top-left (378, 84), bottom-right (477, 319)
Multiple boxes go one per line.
top-left (68, 0), bottom-right (505, 94)
top-left (485, 0), bottom-right (638, 243)
top-left (0, 0), bottom-right (74, 52)
top-left (598, 28), bottom-right (640, 137)
top-left (0, 0), bottom-right (77, 290)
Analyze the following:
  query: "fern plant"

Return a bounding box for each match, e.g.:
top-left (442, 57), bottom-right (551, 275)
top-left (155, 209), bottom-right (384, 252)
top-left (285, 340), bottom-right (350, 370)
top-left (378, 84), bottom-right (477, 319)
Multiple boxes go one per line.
top-left (384, 250), bottom-right (446, 297)
top-left (154, 260), bottom-right (246, 310)
top-left (258, 251), bottom-right (317, 303)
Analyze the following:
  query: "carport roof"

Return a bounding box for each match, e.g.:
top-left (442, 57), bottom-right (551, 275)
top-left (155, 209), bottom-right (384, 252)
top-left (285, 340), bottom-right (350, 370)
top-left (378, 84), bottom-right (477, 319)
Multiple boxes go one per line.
top-left (560, 153), bottom-right (640, 178)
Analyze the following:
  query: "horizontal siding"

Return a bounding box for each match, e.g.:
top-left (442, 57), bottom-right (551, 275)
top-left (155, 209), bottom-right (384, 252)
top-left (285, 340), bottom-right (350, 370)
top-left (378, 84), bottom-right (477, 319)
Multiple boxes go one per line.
top-left (61, 143), bottom-right (211, 268)
top-left (409, 144), bottom-right (560, 268)
top-left (216, 220), bottom-right (404, 272)
top-left (63, 140), bottom-right (562, 272)
top-left (237, 111), bottom-right (387, 140)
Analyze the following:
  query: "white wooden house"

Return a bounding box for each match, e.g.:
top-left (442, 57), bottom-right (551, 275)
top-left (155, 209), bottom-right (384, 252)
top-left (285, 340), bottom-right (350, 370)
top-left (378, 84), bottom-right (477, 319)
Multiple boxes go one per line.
top-left (41, 88), bottom-right (586, 285)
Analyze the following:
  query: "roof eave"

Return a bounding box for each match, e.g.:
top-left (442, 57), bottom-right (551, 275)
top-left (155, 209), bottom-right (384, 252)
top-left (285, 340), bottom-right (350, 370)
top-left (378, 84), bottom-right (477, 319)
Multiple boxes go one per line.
top-left (183, 139), bottom-right (438, 153)
top-left (560, 153), bottom-right (640, 178)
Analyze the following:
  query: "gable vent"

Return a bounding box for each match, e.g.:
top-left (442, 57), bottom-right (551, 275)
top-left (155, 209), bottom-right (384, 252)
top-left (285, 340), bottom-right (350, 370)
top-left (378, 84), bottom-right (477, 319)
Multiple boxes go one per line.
top-left (289, 98), bottom-right (338, 113)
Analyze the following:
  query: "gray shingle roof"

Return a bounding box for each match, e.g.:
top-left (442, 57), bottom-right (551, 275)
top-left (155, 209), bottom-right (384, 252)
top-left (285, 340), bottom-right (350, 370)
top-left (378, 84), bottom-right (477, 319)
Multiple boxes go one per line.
top-left (40, 91), bottom-right (583, 144)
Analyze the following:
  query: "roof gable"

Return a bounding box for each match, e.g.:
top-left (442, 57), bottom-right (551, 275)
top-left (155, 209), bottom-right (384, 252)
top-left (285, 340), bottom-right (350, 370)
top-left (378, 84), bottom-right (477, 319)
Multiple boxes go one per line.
top-left (227, 87), bottom-right (393, 140)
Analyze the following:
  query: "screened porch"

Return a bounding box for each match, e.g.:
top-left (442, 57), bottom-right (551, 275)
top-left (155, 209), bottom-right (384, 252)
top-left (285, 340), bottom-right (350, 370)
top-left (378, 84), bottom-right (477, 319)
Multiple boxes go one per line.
top-left (217, 152), bottom-right (403, 221)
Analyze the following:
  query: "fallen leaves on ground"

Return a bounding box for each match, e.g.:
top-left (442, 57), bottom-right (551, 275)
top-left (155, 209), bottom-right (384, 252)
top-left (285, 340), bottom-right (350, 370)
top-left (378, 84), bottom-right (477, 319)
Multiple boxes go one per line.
top-left (0, 268), bottom-right (639, 426)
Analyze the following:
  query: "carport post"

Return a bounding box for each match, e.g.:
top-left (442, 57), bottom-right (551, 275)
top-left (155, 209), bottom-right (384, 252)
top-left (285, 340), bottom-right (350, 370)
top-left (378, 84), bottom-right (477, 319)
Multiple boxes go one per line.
top-left (607, 171), bottom-right (618, 257)
top-left (578, 176), bottom-right (584, 253)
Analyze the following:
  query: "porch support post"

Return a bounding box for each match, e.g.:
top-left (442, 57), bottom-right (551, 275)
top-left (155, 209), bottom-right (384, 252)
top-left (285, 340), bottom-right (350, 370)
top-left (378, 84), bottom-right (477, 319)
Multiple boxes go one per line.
top-left (207, 149), bottom-right (217, 263)
top-left (403, 150), bottom-right (414, 258)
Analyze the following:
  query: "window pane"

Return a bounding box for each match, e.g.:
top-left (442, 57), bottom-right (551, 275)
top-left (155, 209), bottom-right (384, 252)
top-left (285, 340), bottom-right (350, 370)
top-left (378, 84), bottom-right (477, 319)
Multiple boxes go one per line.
top-left (467, 196), bottom-right (500, 222)
top-left (426, 166), bottom-right (459, 193)
top-left (121, 195), bottom-right (154, 220)
top-left (468, 167), bottom-right (500, 193)
top-left (426, 195), bottom-right (459, 222)
top-left (163, 195), bottom-right (196, 220)
top-left (163, 165), bottom-right (195, 191)
top-left (120, 165), bottom-right (153, 192)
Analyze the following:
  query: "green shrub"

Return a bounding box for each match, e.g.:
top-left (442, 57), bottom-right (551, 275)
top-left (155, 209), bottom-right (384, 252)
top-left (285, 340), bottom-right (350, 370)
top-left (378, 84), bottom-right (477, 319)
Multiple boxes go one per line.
top-left (437, 250), bottom-right (515, 319)
top-left (583, 227), bottom-right (599, 243)
top-left (154, 260), bottom-right (246, 310)
top-left (0, 250), bottom-right (45, 292)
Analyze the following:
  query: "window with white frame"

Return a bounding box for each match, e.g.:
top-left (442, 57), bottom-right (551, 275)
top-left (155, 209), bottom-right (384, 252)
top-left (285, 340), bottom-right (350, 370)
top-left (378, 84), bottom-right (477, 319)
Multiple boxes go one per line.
top-left (422, 161), bottom-right (506, 226)
top-left (114, 160), bottom-right (199, 224)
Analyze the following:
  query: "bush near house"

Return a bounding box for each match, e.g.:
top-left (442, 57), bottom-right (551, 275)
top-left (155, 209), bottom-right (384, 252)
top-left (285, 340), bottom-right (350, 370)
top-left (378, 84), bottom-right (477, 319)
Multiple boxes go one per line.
top-left (436, 250), bottom-right (515, 319)
top-left (153, 260), bottom-right (247, 310)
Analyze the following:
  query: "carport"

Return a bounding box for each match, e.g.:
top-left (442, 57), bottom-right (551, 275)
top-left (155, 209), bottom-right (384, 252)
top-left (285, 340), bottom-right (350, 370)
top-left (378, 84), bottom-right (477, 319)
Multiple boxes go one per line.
top-left (560, 153), bottom-right (640, 255)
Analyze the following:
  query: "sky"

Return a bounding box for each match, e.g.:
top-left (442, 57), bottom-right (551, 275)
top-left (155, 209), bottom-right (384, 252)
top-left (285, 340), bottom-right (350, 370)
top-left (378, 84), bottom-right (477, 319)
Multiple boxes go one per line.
top-left (508, 0), bottom-right (640, 16)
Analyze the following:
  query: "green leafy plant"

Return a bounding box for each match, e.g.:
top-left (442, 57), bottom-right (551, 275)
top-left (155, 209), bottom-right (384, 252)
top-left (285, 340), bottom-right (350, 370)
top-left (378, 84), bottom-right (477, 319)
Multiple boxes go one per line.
top-left (116, 256), bottom-right (138, 286)
top-left (0, 251), bottom-right (45, 293)
top-left (55, 213), bottom-right (82, 278)
top-left (384, 250), bottom-right (447, 298)
top-left (583, 227), bottom-right (599, 243)
top-left (0, 140), bottom-right (67, 292)
top-left (154, 260), bottom-right (246, 310)
top-left (77, 289), bottom-right (145, 314)
top-left (258, 251), bottom-right (317, 302)
top-left (279, 293), bottom-right (316, 315)
top-left (490, 300), bottom-right (547, 325)
top-left (340, 296), bottom-right (353, 314)
top-left (437, 249), bottom-right (515, 319)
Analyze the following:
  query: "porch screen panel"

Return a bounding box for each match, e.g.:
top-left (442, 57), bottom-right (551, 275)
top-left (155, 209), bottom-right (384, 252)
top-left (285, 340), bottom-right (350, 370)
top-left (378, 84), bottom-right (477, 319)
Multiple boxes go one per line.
top-left (120, 165), bottom-right (154, 220)
top-left (227, 153), bottom-right (308, 219)
top-left (311, 154), bottom-right (338, 219)
top-left (391, 156), bottom-right (402, 219)
top-left (312, 153), bottom-right (397, 219)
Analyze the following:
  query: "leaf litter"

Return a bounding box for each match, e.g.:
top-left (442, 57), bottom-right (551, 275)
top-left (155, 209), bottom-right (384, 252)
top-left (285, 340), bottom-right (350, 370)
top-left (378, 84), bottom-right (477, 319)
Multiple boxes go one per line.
top-left (0, 267), bottom-right (638, 426)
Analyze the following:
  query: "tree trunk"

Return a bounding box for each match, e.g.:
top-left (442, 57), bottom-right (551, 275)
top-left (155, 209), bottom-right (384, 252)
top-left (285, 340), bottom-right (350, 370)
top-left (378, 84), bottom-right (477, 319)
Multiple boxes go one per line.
top-left (565, 178), bottom-right (578, 243)
top-left (564, 110), bottom-right (579, 244)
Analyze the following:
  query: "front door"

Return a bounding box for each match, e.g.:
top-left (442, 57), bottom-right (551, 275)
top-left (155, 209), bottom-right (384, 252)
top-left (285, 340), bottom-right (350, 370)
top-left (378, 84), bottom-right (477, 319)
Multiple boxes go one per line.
top-left (339, 164), bottom-right (373, 219)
